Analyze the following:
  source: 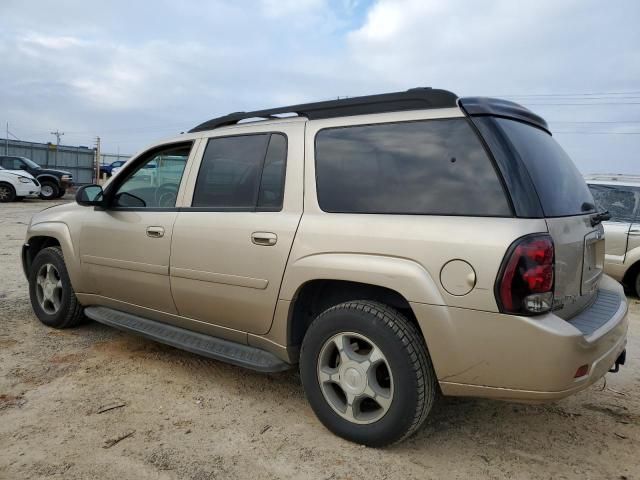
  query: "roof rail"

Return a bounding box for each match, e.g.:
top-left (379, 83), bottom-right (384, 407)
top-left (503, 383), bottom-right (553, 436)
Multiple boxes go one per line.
top-left (189, 87), bottom-right (458, 133)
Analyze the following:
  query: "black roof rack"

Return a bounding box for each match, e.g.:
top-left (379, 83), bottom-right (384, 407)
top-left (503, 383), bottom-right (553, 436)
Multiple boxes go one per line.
top-left (189, 87), bottom-right (458, 133)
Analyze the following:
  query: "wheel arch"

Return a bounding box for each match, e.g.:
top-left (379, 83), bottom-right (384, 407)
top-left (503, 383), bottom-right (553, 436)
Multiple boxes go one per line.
top-left (277, 253), bottom-right (444, 361)
top-left (622, 252), bottom-right (640, 294)
top-left (24, 223), bottom-right (80, 288)
top-left (35, 174), bottom-right (60, 185)
top-left (285, 279), bottom-right (426, 361)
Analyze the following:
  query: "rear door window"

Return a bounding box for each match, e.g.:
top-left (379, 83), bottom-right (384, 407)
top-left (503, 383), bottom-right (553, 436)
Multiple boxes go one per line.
top-left (192, 133), bottom-right (287, 210)
top-left (588, 184), bottom-right (639, 222)
top-left (493, 118), bottom-right (595, 217)
top-left (314, 118), bottom-right (511, 216)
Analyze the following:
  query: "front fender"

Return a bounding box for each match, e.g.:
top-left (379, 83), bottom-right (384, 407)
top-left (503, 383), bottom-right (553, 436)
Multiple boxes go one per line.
top-left (35, 174), bottom-right (60, 185)
top-left (280, 253), bottom-right (445, 305)
top-left (26, 222), bottom-right (81, 288)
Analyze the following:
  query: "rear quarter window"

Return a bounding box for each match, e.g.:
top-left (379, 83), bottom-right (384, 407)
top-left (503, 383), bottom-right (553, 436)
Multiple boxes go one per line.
top-left (314, 118), bottom-right (511, 216)
top-left (493, 118), bottom-right (595, 218)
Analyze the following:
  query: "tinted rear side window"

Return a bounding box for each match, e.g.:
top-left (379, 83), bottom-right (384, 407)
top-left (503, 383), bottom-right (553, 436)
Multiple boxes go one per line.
top-left (494, 118), bottom-right (595, 217)
top-left (315, 118), bottom-right (511, 216)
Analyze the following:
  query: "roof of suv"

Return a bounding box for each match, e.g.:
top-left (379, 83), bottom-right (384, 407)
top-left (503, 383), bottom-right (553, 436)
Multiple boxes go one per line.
top-left (190, 87), bottom-right (458, 133)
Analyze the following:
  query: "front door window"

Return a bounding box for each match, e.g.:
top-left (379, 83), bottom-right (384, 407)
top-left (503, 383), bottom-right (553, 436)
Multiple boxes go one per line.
top-left (113, 144), bottom-right (191, 208)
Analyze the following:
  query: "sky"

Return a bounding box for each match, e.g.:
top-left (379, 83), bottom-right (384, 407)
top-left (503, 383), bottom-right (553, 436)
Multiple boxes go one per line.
top-left (1, 0), bottom-right (639, 173)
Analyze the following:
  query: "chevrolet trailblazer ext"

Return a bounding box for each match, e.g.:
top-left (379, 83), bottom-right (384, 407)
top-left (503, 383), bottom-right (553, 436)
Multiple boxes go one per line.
top-left (22, 88), bottom-right (628, 446)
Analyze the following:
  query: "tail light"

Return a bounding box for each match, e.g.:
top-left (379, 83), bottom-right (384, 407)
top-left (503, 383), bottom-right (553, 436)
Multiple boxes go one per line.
top-left (496, 234), bottom-right (554, 315)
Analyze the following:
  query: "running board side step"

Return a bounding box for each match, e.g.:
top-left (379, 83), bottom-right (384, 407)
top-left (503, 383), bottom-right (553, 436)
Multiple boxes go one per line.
top-left (84, 306), bottom-right (291, 373)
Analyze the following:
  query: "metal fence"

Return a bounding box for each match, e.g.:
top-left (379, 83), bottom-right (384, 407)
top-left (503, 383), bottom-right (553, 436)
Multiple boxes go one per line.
top-left (2, 138), bottom-right (130, 184)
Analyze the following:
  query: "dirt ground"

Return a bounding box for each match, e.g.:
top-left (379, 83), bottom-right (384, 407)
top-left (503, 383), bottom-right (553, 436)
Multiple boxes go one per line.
top-left (0, 199), bottom-right (638, 480)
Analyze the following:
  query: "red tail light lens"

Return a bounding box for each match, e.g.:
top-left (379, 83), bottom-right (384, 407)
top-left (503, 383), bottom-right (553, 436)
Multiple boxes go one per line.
top-left (497, 234), bottom-right (554, 314)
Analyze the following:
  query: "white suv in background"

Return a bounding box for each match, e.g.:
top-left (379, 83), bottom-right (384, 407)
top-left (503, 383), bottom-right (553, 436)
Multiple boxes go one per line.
top-left (0, 166), bottom-right (41, 202)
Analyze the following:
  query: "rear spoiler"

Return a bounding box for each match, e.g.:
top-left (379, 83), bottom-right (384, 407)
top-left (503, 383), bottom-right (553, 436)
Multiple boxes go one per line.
top-left (458, 97), bottom-right (550, 134)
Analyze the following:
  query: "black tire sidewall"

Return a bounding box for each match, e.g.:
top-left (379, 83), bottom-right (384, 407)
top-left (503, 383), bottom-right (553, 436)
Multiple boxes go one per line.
top-left (300, 304), bottom-right (425, 447)
top-left (39, 181), bottom-right (59, 200)
top-left (0, 183), bottom-right (16, 202)
top-left (28, 248), bottom-right (74, 328)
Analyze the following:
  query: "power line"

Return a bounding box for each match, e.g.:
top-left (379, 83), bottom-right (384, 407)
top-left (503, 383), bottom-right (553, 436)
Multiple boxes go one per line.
top-left (553, 131), bottom-right (640, 135)
top-left (549, 120), bottom-right (640, 124)
top-left (523, 102), bottom-right (640, 106)
top-left (499, 90), bottom-right (640, 97)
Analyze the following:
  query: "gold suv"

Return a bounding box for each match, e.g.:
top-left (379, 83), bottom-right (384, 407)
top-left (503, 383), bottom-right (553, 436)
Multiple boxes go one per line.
top-left (22, 89), bottom-right (628, 446)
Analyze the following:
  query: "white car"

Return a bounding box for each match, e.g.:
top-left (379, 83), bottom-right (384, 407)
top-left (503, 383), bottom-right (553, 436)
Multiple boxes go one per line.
top-left (0, 166), bottom-right (41, 202)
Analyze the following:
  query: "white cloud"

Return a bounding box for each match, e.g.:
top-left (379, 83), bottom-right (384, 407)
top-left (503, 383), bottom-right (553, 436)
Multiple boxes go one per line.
top-left (21, 32), bottom-right (85, 49)
top-left (260, 0), bottom-right (325, 18)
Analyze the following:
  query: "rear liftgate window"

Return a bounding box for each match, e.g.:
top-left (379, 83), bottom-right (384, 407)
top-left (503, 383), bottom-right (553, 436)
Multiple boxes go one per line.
top-left (315, 118), bottom-right (511, 216)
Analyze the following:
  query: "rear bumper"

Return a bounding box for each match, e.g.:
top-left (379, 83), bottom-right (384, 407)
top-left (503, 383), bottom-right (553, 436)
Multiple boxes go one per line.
top-left (412, 274), bottom-right (628, 402)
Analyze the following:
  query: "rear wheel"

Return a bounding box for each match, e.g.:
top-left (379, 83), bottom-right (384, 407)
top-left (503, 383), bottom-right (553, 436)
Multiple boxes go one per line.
top-left (300, 301), bottom-right (436, 447)
top-left (28, 246), bottom-right (84, 328)
top-left (0, 183), bottom-right (16, 202)
top-left (39, 181), bottom-right (59, 200)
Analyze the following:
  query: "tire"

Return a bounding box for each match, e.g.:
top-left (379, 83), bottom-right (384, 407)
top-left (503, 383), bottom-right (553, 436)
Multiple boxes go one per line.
top-left (299, 301), bottom-right (436, 447)
top-left (15, 196), bottom-right (24, 201)
top-left (56, 188), bottom-right (67, 198)
top-left (28, 246), bottom-right (84, 329)
top-left (0, 182), bottom-right (16, 202)
top-left (39, 181), bottom-right (59, 200)
top-left (634, 271), bottom-right (640, 298)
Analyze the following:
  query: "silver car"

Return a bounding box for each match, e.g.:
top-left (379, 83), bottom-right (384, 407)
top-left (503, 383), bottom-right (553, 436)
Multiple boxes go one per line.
top-left (587, 175), bottom-right (640, 295)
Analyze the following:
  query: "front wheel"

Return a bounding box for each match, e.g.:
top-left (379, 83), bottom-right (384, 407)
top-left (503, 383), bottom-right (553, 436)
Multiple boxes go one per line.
top-left (300, 301), bottom-right (437, 447)
top-left (0, 182), bottom-right (16, 202)
top-left (39, 181), bottom-right (59, 200)
top-left (28, 246), bottom-right (85, 328)
top-left (56, 188), bottom-right (67, 198)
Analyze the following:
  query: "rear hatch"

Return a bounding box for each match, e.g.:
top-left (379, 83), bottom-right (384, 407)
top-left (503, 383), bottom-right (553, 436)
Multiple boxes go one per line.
top-left (488, 117), bottom-right (604, 318)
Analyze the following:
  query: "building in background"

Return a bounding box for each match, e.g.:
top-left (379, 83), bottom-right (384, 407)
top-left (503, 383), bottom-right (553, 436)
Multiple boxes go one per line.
top-left (1, 138), bottom-right (129, 185)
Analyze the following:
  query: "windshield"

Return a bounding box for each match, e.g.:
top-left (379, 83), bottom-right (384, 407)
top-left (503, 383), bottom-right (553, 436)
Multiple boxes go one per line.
top-left (21, 157), bottom-right (41, 169)
top-left (494, 118), bottom-right (595, 217)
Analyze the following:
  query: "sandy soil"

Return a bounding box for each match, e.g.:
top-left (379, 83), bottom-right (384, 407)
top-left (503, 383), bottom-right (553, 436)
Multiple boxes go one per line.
top-left (0, 199), bottom-right (638, 480)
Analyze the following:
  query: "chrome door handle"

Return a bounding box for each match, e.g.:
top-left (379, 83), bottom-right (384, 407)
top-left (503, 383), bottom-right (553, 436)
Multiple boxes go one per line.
top-left (146, 226), bottom-right (165, 238)
top-left (251, 232), bottom-right (277, 246)
top-left (629, 229), bottom-right (640, 236)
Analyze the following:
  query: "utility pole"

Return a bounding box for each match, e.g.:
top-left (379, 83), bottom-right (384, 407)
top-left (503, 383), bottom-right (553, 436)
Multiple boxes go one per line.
top-left (94, 136), bottom-right (101, 184)
top-left (5, 122), bottom-right (8, 155)
top-left (50, 130), bottom-right (64, 167)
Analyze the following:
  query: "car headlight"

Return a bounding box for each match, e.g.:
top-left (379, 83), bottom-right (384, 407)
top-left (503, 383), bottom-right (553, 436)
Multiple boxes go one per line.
top-left (18, 177), bottom-right (31, 183)
top-left (61, 175), bottom-right (71, 181)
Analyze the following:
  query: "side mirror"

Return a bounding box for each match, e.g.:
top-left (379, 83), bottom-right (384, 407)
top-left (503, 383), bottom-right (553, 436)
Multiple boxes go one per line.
top-left (76, 184), bottom-right (104, 207)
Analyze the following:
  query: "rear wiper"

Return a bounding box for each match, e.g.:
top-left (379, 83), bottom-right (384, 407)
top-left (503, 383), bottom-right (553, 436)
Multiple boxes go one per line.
top-left (590, 210), bottom-right (611, 226)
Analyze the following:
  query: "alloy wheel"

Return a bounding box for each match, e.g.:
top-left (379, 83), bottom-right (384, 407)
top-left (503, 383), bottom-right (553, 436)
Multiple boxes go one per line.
top-left (35, 263), bottom-right (63, 314)
top-left (317, 332), bottom-right (394, 424)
